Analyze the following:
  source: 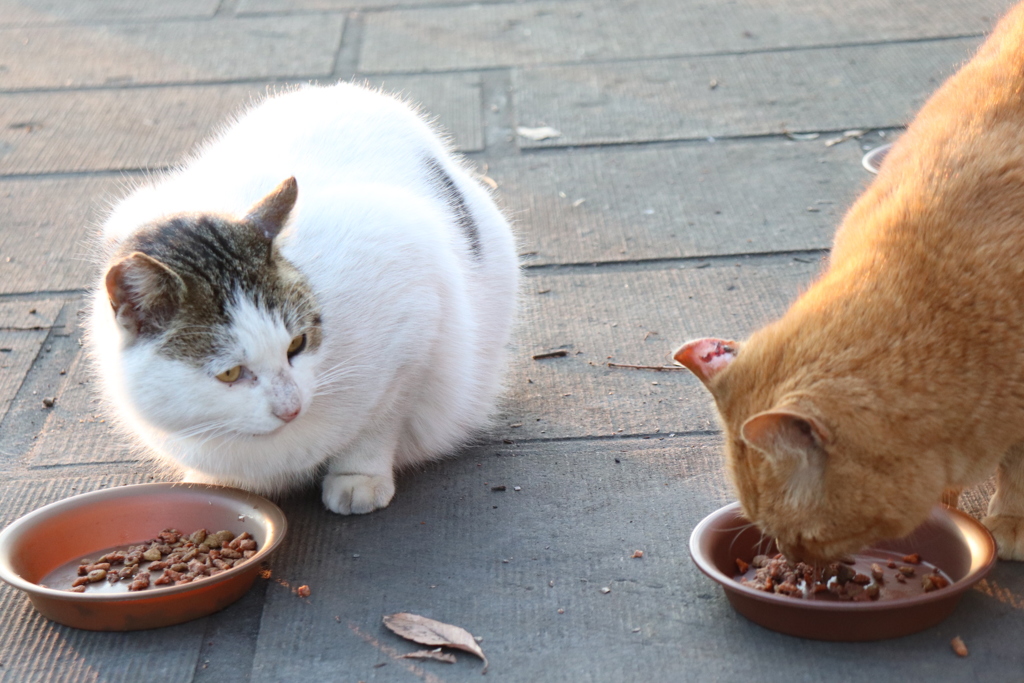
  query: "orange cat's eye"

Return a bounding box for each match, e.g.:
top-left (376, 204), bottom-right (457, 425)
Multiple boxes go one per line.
top-left (216, 366), bottom-right (242, 383)
top-left (287, 333), bottom-right (306, 358)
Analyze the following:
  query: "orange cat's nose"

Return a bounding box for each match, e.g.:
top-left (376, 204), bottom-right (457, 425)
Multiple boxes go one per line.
top-left (776, 537), bottom-right (821, 564)
top-left (775, 539), bottom-right (804, 563)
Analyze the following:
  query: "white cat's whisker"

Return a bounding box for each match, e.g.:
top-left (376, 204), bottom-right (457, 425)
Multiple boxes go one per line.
top-left (313, 365), bottom-right (365, 382)
top-left (312, 362), bottom-right (376, 388)
top-left (310, 387), bottom-right (351, 398)
top-left (194, 420), bottom-right (263, 455)
top-left (170, 420), bottom-right (230, 441)
top-left (195, 425), bottom-right (242, 449)
top-left (198, 428), bottom-right (246, 453)
top-left (171, 417), bottom-right (252, 445)
top-left (178, 428), bottom-right (231, 449)
top-left (312, 373), bottom-right (365, 392)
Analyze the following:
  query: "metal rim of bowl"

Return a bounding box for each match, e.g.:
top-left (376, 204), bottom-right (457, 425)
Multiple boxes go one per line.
top-left (0, 482), bottom-right (288, 601)
top-left (862, 143), bottom-right (892, 174)
top-left (689, 501), bottom-right (996, 613)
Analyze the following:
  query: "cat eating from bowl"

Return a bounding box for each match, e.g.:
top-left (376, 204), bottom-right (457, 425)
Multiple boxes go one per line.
top-left (675, 2), bottom-right (1024, 562)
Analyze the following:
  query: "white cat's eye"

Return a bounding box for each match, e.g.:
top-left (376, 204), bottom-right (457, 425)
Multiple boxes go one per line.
top-left (216, 365), bottom-right (242, 383)
top-left (287, 333), bottom-right (306, 358)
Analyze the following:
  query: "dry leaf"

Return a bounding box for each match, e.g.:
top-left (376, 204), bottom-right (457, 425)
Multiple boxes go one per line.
top-left (400, 648), bottom-right (457, 664)
top-left (532, 349), bottom-right (568, 359)
top-left (516, 125), bottom-right (562, 141)
top-left (383, 613), bottom-right (489, 672)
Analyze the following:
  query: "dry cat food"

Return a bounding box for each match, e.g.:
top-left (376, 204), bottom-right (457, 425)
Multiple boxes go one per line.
top-left (69, 528), bottom-right (257, 593)
top-left (736, 552), bottom-right (950, 601)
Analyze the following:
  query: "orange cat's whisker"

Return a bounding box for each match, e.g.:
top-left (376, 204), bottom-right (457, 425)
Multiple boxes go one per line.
top-left (724, 522), bottom-right (761, 558)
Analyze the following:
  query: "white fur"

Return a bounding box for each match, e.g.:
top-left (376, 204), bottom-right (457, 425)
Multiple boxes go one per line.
top-left (87, 82), bottom-right (519, 514)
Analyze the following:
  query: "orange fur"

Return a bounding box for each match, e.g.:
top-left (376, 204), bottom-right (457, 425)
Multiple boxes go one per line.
top-left (679, 4), bottom-right (1024, 562)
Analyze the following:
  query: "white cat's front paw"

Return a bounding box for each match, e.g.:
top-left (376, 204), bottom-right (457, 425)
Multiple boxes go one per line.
top-left (982, 514), bottom-right (1024, 561)
top-left (322, 473), bottom-right (395, 515)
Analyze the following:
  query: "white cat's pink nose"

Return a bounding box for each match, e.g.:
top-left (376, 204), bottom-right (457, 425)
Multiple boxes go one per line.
top-left (274, 406), bottom-right (300, 422)
top-left (270, 371), bottom-right (302, 423)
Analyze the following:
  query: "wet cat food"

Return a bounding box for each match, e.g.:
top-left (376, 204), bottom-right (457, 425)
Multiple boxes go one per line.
top-left (69, 528), bottom-right (257, 593)
top-left (735, 552), bottom-right (950, 601)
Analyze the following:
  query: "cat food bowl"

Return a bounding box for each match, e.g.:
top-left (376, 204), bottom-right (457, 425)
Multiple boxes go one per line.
top-left (0, 482), bottom-right (287, 631)
top-left (690, 502), bottom-right (995, 641)
top-left (862, 143), bottom-right (891, 174)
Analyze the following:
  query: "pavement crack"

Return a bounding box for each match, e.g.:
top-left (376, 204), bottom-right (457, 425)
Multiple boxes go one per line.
top-left (521, 249), bottom-right (829, 275)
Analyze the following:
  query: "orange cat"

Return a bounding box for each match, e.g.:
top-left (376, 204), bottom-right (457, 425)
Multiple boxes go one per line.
top-left (676, 3), bottom-right (1024, 562)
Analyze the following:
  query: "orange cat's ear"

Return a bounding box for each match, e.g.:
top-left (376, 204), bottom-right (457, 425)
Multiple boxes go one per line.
top-left (742, 409), bottom-right (830, 505)
top-left (673, 338), bottom-right (739, 386)
top-left (741, 409), bottom-right (830, 456)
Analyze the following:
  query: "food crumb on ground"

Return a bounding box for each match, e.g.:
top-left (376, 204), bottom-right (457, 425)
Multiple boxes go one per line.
top-left (632, 550), bottom-right (644, 559)
top-left (951, 636), bottom-right (968, 657)
top-left (297, 585), bottom-right (311, 598)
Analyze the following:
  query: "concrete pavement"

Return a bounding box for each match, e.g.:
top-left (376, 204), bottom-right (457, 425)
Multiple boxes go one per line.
top-left (1, 0), bottom-right (1022, 680)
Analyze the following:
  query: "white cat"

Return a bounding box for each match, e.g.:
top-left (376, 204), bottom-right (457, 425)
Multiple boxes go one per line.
top-left (87, 82), bottom-right (519, 514)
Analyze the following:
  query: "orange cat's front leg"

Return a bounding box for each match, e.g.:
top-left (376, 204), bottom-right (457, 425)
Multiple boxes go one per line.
top-left (982, 442), bottom-right (1024, 561)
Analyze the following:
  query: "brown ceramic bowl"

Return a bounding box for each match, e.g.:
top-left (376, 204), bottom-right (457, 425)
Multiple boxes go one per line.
top-left (690, 502), bottom-right (996, 641)
top-left (0, 482), bottom-right (287, 631)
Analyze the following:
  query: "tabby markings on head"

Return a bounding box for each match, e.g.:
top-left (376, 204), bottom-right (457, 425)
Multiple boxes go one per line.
top-left (104, 177), bottom-right (322, 365)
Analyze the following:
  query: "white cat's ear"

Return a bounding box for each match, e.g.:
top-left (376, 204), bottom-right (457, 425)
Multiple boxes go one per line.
top-left (105, 251), bottom-right (186, 337)
top-left (245, 176), bottom-right (298, 241)
top-left (741, 409), bottom-right (829, 503)
top-left (673, 338), bottom-right (739, 387)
